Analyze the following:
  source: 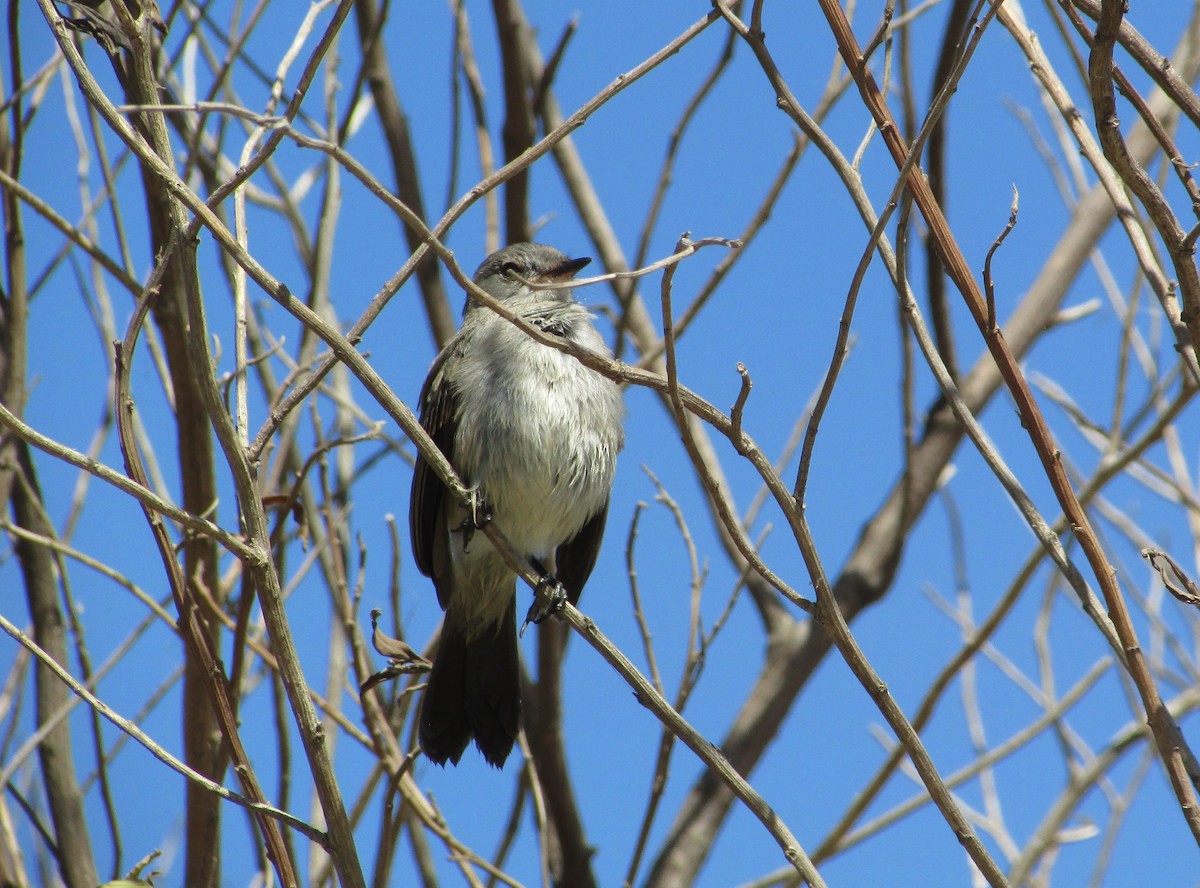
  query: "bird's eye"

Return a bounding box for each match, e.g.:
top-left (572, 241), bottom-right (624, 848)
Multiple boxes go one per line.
top-left (500, 261), bottom-right (520, 278)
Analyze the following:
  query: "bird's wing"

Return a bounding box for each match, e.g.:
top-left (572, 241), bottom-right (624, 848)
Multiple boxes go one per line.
top-left (409, 340), bottom-right (461, 607)
top-left (554, 500), bottom-right (610, 605)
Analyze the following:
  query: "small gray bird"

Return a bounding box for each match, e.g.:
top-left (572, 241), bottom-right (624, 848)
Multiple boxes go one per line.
top-left (410, 243), bottom-right (625, 767)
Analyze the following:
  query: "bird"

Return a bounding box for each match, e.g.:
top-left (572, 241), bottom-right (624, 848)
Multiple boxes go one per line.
top-left (409, 242), bottom-right (625, 767)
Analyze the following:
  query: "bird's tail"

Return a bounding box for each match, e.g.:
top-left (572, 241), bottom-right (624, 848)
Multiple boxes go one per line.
top-left (419, 597), bottom-right (520, 768)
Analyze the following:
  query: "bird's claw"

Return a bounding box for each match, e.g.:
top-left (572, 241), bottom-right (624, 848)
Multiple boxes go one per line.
top-left (520, 576), bottom-right (568, 637)
top-left (451, 491), bottom-right (492, 553)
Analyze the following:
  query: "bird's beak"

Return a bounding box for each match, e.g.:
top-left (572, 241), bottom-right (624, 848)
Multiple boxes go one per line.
top-left (543, 256), bottom-right (592, 283)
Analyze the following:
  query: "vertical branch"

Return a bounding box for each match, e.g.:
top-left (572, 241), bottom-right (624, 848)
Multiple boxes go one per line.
top-left (0, 3), bottom-right (97, 883)
top-left (449, 0), bottom-right (501, 253)
top-left (119, 33), bottom-right (228, 888)
top-left (499, 8), bottom-right (595, 880)
top-left (633, 27), bottom-right (738, 273)
top-left (491, 0), bottom-right (536, 244)
top-left (816, 0), bottom-right (1200, 842)
top-left (521, 622), bottom-right (596, 888)
top-left (115, 277), bottom-right (299, 887)
top-left (37, 1), bottom-right (368, 885)
top-left (10, 455), bottom-right (98, 888)
top-left (351, 0), bottom-right (454, 347)
top-left (922, 0), bottom-right (978, 384)
top-left (1088, 0), bottom-right (1200, 350)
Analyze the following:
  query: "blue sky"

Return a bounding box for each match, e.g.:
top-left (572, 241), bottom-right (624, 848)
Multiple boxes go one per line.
top-left (3, 2), bottom-right (1200, 886)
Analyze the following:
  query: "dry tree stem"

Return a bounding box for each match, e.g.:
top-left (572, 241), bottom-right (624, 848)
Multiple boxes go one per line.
top-left (1070, 0), bottom-right (1200, 134)
top-left (492, 0), bottom-right (536, 245)
top-left (1021, 0), bottom-right (1200, 383)
top-left (1, 34), bottom-right (96, 873)
top-left (814, 380), bottom-right (1196, 863)
top-left (815, 0), bottom-right (1200, 843)
top-left (714, 4), bottom-right (1016, 883)
top-left (351, 0), bottom-right (455, 347)
top-left (1087, 0), bottom-right (1200, 352)
top-left (246, 8), bottom-right (724, 462)
top-left (982, 186), bottom-right (1019, 334)
top-left (483, 517), bottom-right (828, 887)
top-left (0, 613), bottom-right (325, 845)
top-left (9, 464), bottom-right (98, 887)
top-left (35, 1), bottom-right (370, 883)
top-left (645, 0), bottom-right (1200, 880)
top-left (526, 6), bottom-right (811, 636)
top-left (114, 288), bottom-right (299, 884)
top-left (0, 400), bottom-right (250, 558)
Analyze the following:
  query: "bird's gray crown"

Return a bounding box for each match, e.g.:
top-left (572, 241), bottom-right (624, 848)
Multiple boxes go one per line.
top-left (464, 243), bottom-right (591, 315)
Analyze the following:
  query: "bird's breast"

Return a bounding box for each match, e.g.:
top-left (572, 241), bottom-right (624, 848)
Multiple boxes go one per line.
top-left (452, 326), bottom-right (623, 556)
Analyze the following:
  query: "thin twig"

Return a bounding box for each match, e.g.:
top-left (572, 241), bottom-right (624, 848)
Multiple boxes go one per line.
top-left (982, 185), bottom-right (1019, 334)
top-left (0, 613), bottom-right (327, 846)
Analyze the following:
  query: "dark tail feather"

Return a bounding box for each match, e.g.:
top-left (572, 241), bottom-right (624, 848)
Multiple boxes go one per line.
top-left (419, 620), bottom-right (472, 766)
top-left (419, 600), bottom-right (520, 768)
top-left (466, 600), bottom-right (520, 767)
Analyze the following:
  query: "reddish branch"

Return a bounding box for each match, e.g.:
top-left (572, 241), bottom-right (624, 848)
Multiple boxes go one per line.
top-left (815, 0), bottom-right (1200, 845)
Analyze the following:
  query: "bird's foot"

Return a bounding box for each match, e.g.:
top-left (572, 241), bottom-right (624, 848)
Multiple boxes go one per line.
top-left (451, 489), bottom-right (492, 553)
top-left (520, 576), bottom-right (568, 637)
